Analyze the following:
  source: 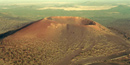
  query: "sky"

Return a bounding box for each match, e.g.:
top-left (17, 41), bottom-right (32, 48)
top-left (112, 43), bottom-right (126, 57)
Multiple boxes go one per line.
top-left (0, 0), bottom-right (128, 2)
top-left (0, 0), bottom-right (86, 4)
top-left (0, 0), bottom-right (129, 3)
top-left (0, 0), bottom-right (84, 2)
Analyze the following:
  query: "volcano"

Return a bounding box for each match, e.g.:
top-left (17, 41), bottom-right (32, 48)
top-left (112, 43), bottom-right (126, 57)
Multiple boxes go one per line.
top-left (0, 16), bottom-right (130, 65)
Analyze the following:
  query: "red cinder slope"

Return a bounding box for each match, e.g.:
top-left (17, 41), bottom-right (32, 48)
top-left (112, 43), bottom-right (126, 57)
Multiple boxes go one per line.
top-left (1, 16), bottom-right (130, 65)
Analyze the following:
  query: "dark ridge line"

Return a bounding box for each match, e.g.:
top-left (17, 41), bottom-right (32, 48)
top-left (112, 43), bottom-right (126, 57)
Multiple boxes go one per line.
top-left (107, 27), bottom-right (130, 40)
top-left (0, 19), bottom-right (42, 40)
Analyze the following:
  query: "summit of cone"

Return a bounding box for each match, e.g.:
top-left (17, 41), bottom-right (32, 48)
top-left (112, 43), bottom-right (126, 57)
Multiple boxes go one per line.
top-left (5, 16), bottom-right (111, 40)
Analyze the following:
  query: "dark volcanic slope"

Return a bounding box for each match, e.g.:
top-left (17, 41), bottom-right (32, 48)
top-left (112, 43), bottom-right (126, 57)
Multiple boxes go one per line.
top-left (0, 16), bottom-right (130, 65)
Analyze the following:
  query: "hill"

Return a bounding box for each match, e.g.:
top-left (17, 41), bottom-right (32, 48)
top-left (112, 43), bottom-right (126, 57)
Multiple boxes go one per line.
top-left (0, 16), bottom-right (130, 65)
top-left (0, 12), bottom-right (33, 34)
top-left (108, 5), bottom-right (130, 14)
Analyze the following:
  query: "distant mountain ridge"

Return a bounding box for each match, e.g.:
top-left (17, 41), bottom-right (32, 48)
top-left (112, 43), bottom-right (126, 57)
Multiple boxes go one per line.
top-left (109, 5), bottom-right (130, 14)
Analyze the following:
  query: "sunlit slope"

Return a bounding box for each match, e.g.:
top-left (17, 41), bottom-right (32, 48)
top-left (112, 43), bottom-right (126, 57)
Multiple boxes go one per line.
top-left (1, 16), bottom-right (130, 65)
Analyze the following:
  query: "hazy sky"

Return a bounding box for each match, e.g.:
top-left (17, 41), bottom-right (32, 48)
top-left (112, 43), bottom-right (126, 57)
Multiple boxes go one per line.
top-left (0, 0), bottom-right (129, 3)
top-left (0, 0), bottom-right (86, 4)
top-left (0, 0), bottom-right (127, 2)
top-left (0, 0), bottom-right (84, 2)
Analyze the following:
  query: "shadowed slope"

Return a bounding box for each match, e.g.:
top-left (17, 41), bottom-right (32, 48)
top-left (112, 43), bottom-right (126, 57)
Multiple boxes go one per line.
top-left (0, 20), bottom-right (41, 39)
top-left (0, 16), bottom-right (130, 65)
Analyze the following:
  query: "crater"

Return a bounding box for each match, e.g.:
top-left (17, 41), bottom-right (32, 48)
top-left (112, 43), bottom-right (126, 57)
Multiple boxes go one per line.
top-left (46, 16), bottom-right (96, 25)
top-left (81, 19), bottom-right (96, 25)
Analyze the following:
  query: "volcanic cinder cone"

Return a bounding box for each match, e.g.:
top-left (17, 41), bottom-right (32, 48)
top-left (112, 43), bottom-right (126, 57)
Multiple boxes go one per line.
top-left (1, 16), bottom-right (130, 65)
